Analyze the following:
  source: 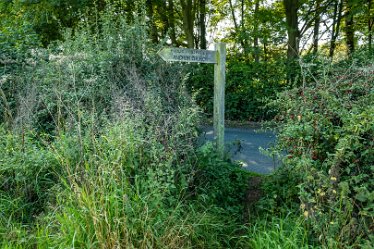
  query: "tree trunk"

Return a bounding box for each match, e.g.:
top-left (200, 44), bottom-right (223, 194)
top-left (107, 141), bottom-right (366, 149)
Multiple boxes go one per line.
top-left (313, 0), bottom-right (321, 54)
top-left (181, 0), bottom-right (195, 48)
top-left (228, 0), bottom-right (239, 34)
top-left (345, 0), bottom-right (355, 55)
top-left (168, 0), bottom-right (178, 45)
top-left (199, 0), bottom-right (207, 49)
top-left (263, 41), bottom-right (268, 62)
top-left (241, 0), bottom-right (248, 49)
top-left (253, 0), bottom-right (260, 62)
top-left (146, 0), bottom-right (158, 43)
top-left (159, 0), bottom-right (170, 38)
top-left (368, 0), bottom-right (373, 51)
top-left (229, 0), bottom-right (247, 53)
top-left (329, 0), bottom-right (343, 58)
top-left (283, 0), bottom-right (300, 59)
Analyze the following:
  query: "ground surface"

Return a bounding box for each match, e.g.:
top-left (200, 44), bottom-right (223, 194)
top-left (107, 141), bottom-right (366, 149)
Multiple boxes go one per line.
top-left (202, 127), bottom-right (281, 174)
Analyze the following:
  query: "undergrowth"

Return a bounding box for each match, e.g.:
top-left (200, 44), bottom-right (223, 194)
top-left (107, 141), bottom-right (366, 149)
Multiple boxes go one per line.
top-left (0, 5), bottom-right (250, 249)
top-left (261, 53), bottom-right (374, 248)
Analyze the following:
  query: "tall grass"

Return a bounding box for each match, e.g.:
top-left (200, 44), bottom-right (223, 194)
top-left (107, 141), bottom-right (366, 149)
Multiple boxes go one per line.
top-left (249, 215), bottom-right (317, 249)
top-left (0, 5), bottom-right (251, 248)
top-left (0, 119), bottom-right (249, 248)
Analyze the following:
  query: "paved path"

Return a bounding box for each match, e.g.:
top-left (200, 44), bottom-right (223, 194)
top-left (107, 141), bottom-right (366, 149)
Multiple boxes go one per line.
top-left (201, 127), bottom-right (281, 174)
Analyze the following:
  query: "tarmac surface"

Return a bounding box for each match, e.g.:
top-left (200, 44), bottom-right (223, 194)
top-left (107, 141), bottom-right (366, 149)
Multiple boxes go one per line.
top-left (201, 127), bottom-right (281, 174)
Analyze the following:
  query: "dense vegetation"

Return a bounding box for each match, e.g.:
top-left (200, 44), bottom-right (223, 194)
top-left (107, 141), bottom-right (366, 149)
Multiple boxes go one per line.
top-left (0, 13), bottom-right (249, 248)
top-left (265, 56), bottom-right (374, 248)
top-left (1, 1), bottom-right (373, 248)
top-left (2, 0), bottom-right (373, 121)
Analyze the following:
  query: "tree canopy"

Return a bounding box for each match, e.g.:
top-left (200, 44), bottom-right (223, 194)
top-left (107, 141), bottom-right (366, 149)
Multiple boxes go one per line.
top-left (1, 0), bottom-right (373, 57)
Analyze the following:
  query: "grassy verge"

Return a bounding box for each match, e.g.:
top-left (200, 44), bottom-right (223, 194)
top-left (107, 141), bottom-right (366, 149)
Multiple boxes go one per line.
top-left (249, 215), bottom-right (316, 249)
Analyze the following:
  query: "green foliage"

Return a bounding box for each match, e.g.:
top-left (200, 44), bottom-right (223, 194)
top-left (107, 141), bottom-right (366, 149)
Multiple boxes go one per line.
top-left (249, 215), bottom-right (317, 249)
top-left (255, 165), bottom-right (303, 215)
top-left (187, 58), bottom-right (287, 121)
top-left (0, 0), bottom-right (109, 47)
top-left (0, 104), bottom-right (249, 248)
top-left (37, 120), bottom-right (196, 248)
top-left (0, 126), bottom-right (59, 225)
top-left (268, 54), bottom-right (374, 248)
top-left (0, 5), bottom-right (194, 134)
top-left (225, 59), bottom-right (286, 120)
top-left (3, 1), bottom-right (374, 248)
top-left (0, 6), bottom-right (253, 248)
top-left (191, 142), bottom-right (250, 215)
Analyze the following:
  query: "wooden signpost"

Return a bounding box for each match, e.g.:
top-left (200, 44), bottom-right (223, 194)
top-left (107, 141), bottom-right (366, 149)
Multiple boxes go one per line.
top-left (158, 43), bottom-right (226, 158)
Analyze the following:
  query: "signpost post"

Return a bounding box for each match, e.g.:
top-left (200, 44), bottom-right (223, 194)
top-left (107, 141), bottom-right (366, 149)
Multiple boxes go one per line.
top-left (213, 43), bottom-right (226, 158)
top-left (158, 43), bottom-right (226, 158)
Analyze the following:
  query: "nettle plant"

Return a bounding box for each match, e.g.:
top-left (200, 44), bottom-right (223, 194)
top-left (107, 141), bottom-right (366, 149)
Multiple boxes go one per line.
top-left (272, 59), bottom-right (373, 248)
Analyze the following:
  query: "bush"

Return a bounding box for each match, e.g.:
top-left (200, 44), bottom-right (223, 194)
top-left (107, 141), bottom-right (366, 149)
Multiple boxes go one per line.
top-left (187, 58), bottom-right (287, 121)
top-left (190, 143), bottom-right (250, 216)
top-left (269, 55), bottom-right (374, 248)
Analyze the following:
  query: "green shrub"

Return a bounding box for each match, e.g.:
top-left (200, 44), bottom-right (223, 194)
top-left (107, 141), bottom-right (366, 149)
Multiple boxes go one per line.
top-left (269, 55), bottom-right (374, 247)
top-left (187, 58), bottom-right (287, 121)
top-left (190, 143), bottom-right (250, 216)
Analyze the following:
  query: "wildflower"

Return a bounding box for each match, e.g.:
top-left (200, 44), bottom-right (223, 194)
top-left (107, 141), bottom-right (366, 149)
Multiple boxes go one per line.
top-left (303, 211), bottom-right (309, 218)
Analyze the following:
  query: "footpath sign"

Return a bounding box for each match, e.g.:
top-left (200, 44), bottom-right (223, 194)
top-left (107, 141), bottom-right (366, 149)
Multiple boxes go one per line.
top-left (158, 43), bottom-right (226, 158)
top-left (158, 47), bottom-right (216, 64)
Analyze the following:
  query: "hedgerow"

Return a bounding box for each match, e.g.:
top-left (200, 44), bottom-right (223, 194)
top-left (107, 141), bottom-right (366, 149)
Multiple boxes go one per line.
top-left (267, 55), bottom-right (373, 248)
